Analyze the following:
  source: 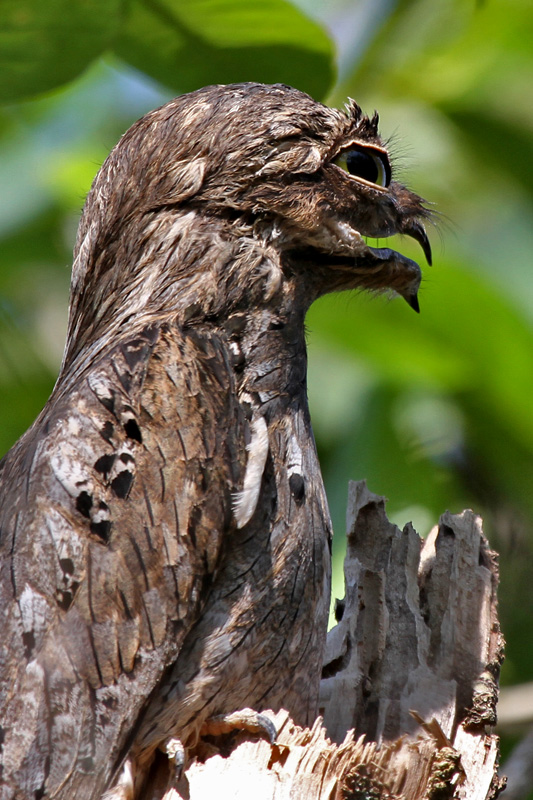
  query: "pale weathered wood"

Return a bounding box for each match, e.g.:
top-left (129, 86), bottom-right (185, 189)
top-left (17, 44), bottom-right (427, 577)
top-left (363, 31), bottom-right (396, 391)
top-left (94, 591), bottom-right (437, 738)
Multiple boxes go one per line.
top-left (165, 481), bottom-right (505, 800)
top-left (321, 481), bottom-right (502, 742)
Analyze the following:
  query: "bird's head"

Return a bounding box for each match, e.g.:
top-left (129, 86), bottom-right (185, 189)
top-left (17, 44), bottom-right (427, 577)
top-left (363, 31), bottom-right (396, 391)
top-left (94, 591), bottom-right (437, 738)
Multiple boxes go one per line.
top-left (65, 83), bottom-right (432, 368)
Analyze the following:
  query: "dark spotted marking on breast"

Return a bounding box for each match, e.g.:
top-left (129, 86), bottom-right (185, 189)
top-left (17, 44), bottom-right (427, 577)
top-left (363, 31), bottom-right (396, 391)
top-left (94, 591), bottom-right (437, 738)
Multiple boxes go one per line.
top-left (94, 453), bottom-right (116, 477)
top-left (240, 400), bottom-right (254, 422)
top-left (90, 519), bottom-right (112, 542)
top-left (99, 420), bottom-right (115, 443)
top-left (97, 392), bottom-right (115, 415)
top-left (124, 418), bottom-right (142, 442)
top-left (103, 695), bottom-right (119, 710)
top-left (289, 473), bottom-right (305, 505)
top-left (22, 630), bottom-right (36, 660)
top-left (59, 557), bottom-right (75, 576)
top-left (79, 757), bottom-right (95, 773)
top-left (57, 576), bottom-right (80, 610)
top-left (111, 470), bottom-right (134, 499)
top-left (76, 491), bottom-right (93, 518)
top-left (57, 589), bottom-right (74, 611)
top-left (58, 557), bottom-right (80, 608)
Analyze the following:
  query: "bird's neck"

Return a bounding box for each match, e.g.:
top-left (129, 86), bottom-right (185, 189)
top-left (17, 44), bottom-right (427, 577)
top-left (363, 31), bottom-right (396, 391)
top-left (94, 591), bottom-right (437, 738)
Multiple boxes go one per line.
top-left (220, 284), bottom-right (310, 422)
top-left (61, 213), bottom-right (317, 393)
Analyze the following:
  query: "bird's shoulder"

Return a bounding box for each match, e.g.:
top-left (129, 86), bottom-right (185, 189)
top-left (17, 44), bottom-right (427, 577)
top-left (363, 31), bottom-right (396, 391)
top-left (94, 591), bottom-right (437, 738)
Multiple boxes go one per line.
top-left (0, 321), bottom-right (247, 689)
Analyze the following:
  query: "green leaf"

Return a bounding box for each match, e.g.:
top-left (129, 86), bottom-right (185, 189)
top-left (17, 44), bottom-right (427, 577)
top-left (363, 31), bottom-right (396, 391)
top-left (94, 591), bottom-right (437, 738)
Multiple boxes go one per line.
top-left (115, 0), bottom-right (335, 100)
top-left (307, 289), bottom-right (471, 392)
top-left (447, 108), bottom-right (533, 195)
top-left (0, 0), bottom-right (122, 102)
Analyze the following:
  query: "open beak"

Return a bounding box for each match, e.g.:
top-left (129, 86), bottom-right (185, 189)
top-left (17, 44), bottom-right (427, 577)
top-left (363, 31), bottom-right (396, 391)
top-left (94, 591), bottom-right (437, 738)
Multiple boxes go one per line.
top-left (403, 219), bottom-right (432, 266)
top-left (404, 292), bottom-right (420, 313)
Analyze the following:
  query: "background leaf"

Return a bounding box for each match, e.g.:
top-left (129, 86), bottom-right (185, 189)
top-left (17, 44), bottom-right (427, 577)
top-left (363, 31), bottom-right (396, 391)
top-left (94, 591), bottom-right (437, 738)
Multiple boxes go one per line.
top-left (115, 0), bottom-right (335, 99)
top-left (0, 0), bottom-right (122, 102)
top-left (0, 0), bottom-right (335, 104)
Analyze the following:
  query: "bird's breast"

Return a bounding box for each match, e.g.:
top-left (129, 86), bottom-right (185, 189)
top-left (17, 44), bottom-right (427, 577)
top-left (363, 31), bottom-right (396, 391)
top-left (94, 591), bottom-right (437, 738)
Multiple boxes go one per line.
top-left (133, 328), bottom-right (333, 760)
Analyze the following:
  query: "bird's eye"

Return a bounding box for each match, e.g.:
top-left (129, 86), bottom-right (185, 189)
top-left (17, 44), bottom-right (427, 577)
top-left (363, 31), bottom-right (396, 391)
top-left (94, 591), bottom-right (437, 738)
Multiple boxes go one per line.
top-left (333, 147), bottom-right (390, 188)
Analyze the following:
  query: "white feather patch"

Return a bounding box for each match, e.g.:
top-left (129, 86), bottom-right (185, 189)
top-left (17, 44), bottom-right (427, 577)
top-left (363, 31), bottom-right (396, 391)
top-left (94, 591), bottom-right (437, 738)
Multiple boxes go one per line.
top-left (286, 430), bottom-right (303, 478)
top-left (233, 415), bottom-right (269, 529)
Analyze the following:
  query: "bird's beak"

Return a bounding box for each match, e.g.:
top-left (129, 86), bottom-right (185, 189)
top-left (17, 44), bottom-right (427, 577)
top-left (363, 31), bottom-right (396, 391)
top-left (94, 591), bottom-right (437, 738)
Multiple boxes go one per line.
top-left (404, 292), bottom-right (420, 313)
top-left (403, 219), bottom-right (432, 266)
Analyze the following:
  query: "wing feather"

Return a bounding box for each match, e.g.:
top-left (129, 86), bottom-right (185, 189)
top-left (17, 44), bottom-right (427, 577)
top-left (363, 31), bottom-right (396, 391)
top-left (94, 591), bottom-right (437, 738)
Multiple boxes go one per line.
top-left (0, 322), bottom-right (245, 799)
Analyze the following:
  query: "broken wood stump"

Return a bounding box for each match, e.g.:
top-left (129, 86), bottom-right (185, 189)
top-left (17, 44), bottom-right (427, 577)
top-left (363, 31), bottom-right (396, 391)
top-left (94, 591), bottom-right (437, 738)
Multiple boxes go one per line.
top-left (169, 481), bottom-right (505, 800)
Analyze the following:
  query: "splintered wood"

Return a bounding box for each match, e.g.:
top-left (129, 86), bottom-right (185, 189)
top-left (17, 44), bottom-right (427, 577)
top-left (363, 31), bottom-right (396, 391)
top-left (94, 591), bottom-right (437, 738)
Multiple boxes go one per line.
top-left (173, 481), bottom-right (505, 800)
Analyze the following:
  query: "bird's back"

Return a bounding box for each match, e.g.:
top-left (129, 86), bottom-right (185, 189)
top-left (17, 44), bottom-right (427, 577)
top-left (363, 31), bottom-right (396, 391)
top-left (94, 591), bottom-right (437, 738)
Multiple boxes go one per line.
top-left (0, 321), bottom-right (250, 798)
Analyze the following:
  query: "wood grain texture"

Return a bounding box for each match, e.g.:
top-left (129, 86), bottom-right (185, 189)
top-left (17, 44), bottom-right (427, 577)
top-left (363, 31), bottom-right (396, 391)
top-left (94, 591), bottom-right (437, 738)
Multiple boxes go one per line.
top-left (320, 481), bottom-right (502, 748)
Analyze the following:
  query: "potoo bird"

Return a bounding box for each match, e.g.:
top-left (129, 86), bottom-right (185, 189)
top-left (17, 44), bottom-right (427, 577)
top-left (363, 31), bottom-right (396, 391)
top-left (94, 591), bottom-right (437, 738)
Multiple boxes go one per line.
top-left (0, 83), bottom-right (431, 799)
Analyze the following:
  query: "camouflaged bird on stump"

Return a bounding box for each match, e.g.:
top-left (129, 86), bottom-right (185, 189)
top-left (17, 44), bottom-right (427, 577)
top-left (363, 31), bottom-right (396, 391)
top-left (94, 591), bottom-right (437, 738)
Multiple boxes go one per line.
top-left (0, 83), bottom-right (434, 799)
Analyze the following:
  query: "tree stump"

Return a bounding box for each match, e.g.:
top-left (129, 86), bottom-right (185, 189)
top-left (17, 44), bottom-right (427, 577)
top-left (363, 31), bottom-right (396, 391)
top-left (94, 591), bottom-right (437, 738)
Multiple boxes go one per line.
top-left (166, 481), bottom-right (505, 800)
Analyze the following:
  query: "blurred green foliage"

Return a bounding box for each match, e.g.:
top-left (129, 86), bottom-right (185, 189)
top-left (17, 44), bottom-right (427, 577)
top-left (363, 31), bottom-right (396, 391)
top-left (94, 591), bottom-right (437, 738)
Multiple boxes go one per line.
top-left (0, 0), bottom-right (333, 102)
top-left (1, 0), bottom-right (532, 770)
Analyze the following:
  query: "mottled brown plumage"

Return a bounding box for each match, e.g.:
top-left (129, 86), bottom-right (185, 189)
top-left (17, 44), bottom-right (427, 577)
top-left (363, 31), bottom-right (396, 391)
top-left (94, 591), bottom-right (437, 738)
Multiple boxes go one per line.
top-left (0, 83), bottom-right (431, 799)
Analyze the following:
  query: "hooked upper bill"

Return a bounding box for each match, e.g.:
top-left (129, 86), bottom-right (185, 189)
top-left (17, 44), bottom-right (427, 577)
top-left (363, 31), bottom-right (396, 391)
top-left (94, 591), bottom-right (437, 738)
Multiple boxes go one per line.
top-left (403, 219), bottom-right (432, 267)
top-left (396, 219), bottom-right (431, 313)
